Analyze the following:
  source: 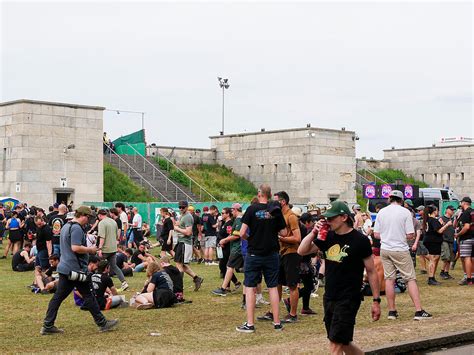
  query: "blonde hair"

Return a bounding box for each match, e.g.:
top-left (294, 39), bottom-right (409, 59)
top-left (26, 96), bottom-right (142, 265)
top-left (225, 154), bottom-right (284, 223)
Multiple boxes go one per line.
top-left (146, 261), bottom-right (162, 278)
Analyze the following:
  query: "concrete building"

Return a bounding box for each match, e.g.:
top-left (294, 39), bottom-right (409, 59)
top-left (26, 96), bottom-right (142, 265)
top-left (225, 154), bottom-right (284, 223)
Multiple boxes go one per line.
top-left (149, 127), bottom-right (357, 204)
top-left (0, 99), bottom-right (104, 208)
top-left (383, 144), bottom-right (474, 197)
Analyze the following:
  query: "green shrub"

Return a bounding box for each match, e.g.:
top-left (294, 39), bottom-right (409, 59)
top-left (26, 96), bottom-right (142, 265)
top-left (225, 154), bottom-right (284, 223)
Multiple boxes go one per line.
top-left (372, 169), bottom-right (429, 187)
top-left (104, 163), bottom-right (156, 202)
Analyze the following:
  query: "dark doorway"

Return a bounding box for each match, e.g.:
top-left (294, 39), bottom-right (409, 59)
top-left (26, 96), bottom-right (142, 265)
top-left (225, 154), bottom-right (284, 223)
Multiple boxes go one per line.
top-left (56, 193), bottom-right (71, 205)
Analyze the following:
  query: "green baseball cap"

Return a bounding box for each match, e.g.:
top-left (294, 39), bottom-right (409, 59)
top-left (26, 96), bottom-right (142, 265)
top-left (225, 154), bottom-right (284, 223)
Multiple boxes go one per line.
top-left (322, 201), bottom-right (352, 218)
top-left (75, 205), bottom-right (93, 216)
top-left (405, 199), bottom-right (413, 207)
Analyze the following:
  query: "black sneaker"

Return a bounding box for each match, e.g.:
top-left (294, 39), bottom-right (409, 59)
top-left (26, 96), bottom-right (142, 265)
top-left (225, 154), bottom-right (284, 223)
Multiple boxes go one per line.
top-left (440, 272), bottom-right (449, 280)
top-left (273, 322), bottom-right (283, 331)
top-left (414, 310), bottom-right (432, 320)
top-left (99, 319), bottom-right (119, 332)
top-left (40, 326), bottom-right (64, 335)
top-left (234, 281), bottom-right (242, 290)
top-left (257, 311), bottom-right (274, 321)
top-left (428, 278), bottom-right (441, 286)
top-left (211, 288), bottom-right (227, 296)
top-left (387, 310), bottom-right (399, 320)
top-left (193, 276), bottom-right (203, 291)
top-left (281, 314), bottom-right (298, 323)
top-left (236, 322), bottom-right (255, 333)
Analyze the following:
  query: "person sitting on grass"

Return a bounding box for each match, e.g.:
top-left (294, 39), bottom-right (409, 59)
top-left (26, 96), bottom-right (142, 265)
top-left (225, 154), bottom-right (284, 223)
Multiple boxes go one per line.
top-left (131, 242), bottom-right (157, 272)
top-left (12, 241), bottom-right (35, 272)
top-left (134, 261), bottom-right (175, 310)
top-left (73, 255), bottom-right (100, 308)
top-left (91, 259), bottom-right (127, 310)
top-left (114, 245), bottom-right (133, 277)
top-left (160, 256), bottom-right (187, 303)
top-left (32, 254), bottom-right (60, 294)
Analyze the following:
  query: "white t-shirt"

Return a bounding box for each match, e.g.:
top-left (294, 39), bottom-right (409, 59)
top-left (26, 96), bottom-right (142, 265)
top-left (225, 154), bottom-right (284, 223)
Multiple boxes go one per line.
top-left (374, 204), bottom-right (415, 251)
top-left (362, 219), bottom-right (373, 236)
top-left (133, 213), bottom-right (143, 229)
top-left (119, 211), bottom-right (128, 227)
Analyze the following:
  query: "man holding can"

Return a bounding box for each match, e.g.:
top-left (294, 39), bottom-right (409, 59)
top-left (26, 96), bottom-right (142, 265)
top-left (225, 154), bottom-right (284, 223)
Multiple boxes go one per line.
top-left (298, 201), bottom-right (380, 355)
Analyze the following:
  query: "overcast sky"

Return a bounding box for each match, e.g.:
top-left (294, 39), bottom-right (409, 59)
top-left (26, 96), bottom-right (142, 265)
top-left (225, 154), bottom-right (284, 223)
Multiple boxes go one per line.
top-left (1, 1), bottom-right (472, 159)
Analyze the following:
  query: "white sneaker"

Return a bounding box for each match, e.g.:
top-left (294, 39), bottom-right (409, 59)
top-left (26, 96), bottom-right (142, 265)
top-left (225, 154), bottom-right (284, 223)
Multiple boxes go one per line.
top-left (210, 262), bottom-right (219, 266)
top-left (120, 281), bottom-right (129, 291)
top-left (256, 296), bottom-right (270, 306)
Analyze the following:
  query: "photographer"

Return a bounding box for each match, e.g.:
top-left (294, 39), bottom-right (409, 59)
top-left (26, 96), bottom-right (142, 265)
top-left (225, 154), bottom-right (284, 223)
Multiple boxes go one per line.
top-left (41, 206), bottom-right (118, 335)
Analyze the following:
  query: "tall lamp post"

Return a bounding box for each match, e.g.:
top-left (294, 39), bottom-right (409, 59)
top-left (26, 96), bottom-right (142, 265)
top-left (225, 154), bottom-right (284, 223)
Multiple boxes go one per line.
top-left (106, 109), bottom-right (145, 131)
top-left (217, 77), bottom-right (230, 135)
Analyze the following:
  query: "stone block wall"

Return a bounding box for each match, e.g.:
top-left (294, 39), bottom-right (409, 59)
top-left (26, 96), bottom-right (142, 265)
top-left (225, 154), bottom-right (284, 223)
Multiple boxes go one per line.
top-left (0, 99), bottom-right (104, 208)
top-left (146, 145), bottom-right (216, 166)
top-left (210, 128), bottom-right (357, 204)
top-left (383, 145), bottom-right (474, 197)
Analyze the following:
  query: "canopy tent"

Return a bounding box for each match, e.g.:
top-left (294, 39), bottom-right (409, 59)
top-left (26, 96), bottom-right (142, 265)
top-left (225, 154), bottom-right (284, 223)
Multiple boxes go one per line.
top-left (112, 129), bottom-right (146, 156)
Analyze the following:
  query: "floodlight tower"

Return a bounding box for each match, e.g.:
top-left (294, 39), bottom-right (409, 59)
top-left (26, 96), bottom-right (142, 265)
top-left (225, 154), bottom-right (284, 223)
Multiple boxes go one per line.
top-left (218, 77), bottom-right (230, 135)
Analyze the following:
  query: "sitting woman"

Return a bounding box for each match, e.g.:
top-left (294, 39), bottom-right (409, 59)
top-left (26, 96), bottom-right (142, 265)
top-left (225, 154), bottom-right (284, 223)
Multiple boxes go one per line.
top-left (91, 259), bottom-right (127, 310)
top-left (134, 261), bottom-right (175, 310)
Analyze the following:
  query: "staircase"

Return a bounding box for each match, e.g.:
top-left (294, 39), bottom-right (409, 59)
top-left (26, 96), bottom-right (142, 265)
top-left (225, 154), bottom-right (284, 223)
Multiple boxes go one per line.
top-left (104, 153), bottom-right (199, 202)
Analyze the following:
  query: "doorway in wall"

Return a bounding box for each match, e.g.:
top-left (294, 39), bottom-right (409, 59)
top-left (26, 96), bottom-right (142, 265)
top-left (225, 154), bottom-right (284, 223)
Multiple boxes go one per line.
top-left (53, 188), bottom-right (75, 206)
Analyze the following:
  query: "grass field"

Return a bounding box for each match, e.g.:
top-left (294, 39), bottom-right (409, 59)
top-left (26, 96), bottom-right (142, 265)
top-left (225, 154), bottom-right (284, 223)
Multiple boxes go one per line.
top-left (0, 243), bottom-right (472, 354)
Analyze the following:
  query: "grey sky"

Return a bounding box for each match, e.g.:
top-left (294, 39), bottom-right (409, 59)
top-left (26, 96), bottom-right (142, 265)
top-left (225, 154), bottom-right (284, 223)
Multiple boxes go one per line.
top-left (1, 1), bottom-right (472, 159)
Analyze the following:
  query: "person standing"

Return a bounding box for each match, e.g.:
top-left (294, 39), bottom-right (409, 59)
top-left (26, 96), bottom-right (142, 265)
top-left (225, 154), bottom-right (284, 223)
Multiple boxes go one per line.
top-left (97, 209), bottom-right (129, 291)
top-left (115, 203), bottom-right (129, 247)
top-left (439, 206), bottom-right (456, 280)
top-left (34, 216), bottom-right (53, 270)
top-left (49, 204), bottom-right (68, 257)
top-left (298, 201), bottom-right (381, 355)
top-left (41, 206), bottom-right (118, 335)
top-left (455, 197), bottom-right (474, 285)
top-left (173, 201), bottom-right (204, 291)
top-left (236, 184), bottom-right (288, 333)
top-left (131, 207), bottom-right (143, 246)
top-left (374, 190), bottom-right (432, 320)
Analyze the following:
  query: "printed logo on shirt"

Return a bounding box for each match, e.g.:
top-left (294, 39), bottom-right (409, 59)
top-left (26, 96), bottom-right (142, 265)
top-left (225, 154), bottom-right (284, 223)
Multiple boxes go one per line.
top-left (52, 219), bottom-right (62, 235)
top-left (326, 244), bottom-right (350, 263)
top-left (255, 210), bottom-right (273, 220)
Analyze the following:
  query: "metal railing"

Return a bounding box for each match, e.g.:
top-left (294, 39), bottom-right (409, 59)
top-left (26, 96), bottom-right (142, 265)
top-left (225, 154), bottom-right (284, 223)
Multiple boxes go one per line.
top-left (125, 143), bottom-right (196, 202)
top-left (104, 144), bottom-right (170, 202)
top-left (153, 149), bottom-right (219, 202)
top-left (356, 162), bottom-right (388, 185)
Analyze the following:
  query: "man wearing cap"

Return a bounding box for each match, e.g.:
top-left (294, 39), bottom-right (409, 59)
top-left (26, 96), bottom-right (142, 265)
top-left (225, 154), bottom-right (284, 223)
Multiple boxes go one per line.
top-left (455, 197), bottom-right (474, 285)
top-left (173, 201), bottom-right (204, 291)
top-left (352, 204), bottom-right (363, 231)
top-left (298, 201), bottom-right (380, 354)
top-left (439, 205), bottom-right (456, 280)
top-left (374, 191), bottom-right (432, 320)
top-left (41, 206), bottom-right (118, 335)
top-left (413, 205), bottom-right (429, 274)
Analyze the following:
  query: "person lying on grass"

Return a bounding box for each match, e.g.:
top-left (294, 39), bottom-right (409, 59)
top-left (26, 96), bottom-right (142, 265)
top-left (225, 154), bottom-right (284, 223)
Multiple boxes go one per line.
top-left (31, 254), bottom-right (60, 294)
top-left (134, 261), bottom-right (175, 310)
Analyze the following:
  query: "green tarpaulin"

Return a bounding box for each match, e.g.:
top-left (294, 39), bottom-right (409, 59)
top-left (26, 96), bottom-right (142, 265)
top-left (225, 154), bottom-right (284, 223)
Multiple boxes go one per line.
top-left (113, 130), bottom-right (146, 156)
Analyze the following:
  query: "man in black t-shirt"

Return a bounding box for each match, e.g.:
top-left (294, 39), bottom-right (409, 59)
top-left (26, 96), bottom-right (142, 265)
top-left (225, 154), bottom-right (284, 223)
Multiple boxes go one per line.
top-left (455, 197), bottom-right (474, 285)
top-left (298, 201), bottom-right (380, 354)
top-left (12, 241), bottom-right (36, 271)
top-left (35, 216), bottom-right (53, 269)
top-left (160, 256), bottom-right (185, 301)
top-left (236, 184), bottom-right (288, 333)
top-left (202, 206), bottom-right (218, 265)
top-left (49, 205), bottom-right (67, 257)
top-left (91, 260), bottom-right (125, 310)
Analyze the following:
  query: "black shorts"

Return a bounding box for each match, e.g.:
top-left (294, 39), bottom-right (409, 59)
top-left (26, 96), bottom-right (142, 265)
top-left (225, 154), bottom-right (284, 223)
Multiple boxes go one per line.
top-left (9, 229), bottom-right (22, 243)
top-left (424, 241), bottom-right (442, 256)
top-left (323, 298), bottom-right (361, 345)
top-left (278, 253), bottom-right (301, 288)
top-left (174, 242), bottom-right (192, 264)
top-left (227, 253), bottom-right (244, 270)
top-left (133, 229), bottom-right (143, 244)
top-left (14, 262), bottom-right (35, 272)
top-left (193, 236), bottom-right (201, 249)
top-left (152, 288), bottom-right (175, 308)
top-left (161, 237), bottom-right (173, 252)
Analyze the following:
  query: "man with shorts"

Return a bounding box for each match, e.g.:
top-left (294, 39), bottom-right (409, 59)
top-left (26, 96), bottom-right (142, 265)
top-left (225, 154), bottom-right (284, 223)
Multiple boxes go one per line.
top-left (414, 205), bottom-right (429, 273)
top-left (298, 201), bottom-right (381, 354)
top-left (202, 205), bottom-right (219, 265)
top-left (374, 190), bottom-right (432, 320)
top-left (212, 203), bottom-right (244, 296)
top-left (173, 201), bottom-right (203, 291)
top-left (440, 205), bottom-right (456, 280)
top-left (236, 184), bottom-right (288, 333)
top-left (455, 197), bottom-right (473, 285)
top-left (32, 254), bottom-right (60, 294)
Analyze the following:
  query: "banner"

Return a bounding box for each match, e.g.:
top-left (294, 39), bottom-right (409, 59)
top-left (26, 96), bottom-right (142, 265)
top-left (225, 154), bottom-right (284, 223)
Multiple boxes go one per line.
top-left (112, 130), bottom-right (146, 156)
top-left (362, 184), bottom-right (419, 200)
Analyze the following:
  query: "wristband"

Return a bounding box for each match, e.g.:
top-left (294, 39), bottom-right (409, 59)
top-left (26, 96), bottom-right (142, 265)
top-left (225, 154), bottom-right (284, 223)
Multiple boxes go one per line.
top-left (373, 297), bottom-right (381, 303)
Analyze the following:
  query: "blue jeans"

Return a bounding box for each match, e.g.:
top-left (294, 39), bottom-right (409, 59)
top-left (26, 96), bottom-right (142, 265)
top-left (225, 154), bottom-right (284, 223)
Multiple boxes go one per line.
top-left (244, 252), bottom-right (279, 288)
top-left (134, 263), bottom-right (145, 273)
top-left (35, 249), bottom-right (49, 269)
top-left (53, 244), bottom-right (61, 257)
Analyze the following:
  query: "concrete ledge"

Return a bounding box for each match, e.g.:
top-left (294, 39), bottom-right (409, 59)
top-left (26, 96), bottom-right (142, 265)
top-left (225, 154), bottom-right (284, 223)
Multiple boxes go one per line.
top-left (366, 330), bottom-right (474, 355)
top-left (0, 99), bottom-right (105, 111)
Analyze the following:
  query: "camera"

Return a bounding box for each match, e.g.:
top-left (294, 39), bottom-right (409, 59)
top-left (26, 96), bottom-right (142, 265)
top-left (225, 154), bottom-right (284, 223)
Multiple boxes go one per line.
top-left (68, 270), bottom-right (88, 282)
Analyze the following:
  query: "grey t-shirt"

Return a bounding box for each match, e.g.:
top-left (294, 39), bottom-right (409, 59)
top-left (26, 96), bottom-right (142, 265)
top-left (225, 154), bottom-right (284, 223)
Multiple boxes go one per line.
top-left (177, 212), bottom-right (194, 245)
top-left (57, 222), bottom-right (89, 275)
top-left (441, 216), bottom-right (455, 243)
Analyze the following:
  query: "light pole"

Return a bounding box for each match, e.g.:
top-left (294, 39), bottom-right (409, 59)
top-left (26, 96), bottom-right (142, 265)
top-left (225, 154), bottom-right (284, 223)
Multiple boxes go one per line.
top-left (217, 77), bottom-right (230, 135)
top-left (106, 109), bottom-right (145, 131)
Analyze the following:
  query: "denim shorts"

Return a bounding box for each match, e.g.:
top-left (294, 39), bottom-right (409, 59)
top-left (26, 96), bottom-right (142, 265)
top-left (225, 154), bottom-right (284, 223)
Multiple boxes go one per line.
top-left (244, 252), bottom-right (279, 288)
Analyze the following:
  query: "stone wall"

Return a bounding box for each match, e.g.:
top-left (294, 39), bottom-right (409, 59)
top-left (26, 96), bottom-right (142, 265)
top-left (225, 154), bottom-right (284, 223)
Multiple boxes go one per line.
top-left (146, 145), bottom-right (216, 166)
top-left (0, 99), bottom-right (104, 208)
top-left (356, 158), bottom-right (390, 171)
top-left (383, 145), bottom-right (474, 197)
top-left (210, 127), bottom-right (357, 204)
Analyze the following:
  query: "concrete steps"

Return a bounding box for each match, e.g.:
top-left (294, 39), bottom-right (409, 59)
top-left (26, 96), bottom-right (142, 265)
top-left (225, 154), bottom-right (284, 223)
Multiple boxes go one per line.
top-left (104, 154), bottom-right (199, 202)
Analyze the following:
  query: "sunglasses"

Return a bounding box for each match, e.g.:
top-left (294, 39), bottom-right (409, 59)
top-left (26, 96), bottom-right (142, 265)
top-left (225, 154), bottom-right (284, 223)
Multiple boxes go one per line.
top-left (179, 206), bottom-right (186, 210)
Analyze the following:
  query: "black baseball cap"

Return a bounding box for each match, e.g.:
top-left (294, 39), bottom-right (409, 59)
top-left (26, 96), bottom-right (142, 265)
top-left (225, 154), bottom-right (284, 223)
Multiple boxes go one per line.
top-left (446, 205), bottom-right (456, 211)
top-left (461, 197), bottom-right (472, 204)
top-left (178, 201), bottom-right (188, 208)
